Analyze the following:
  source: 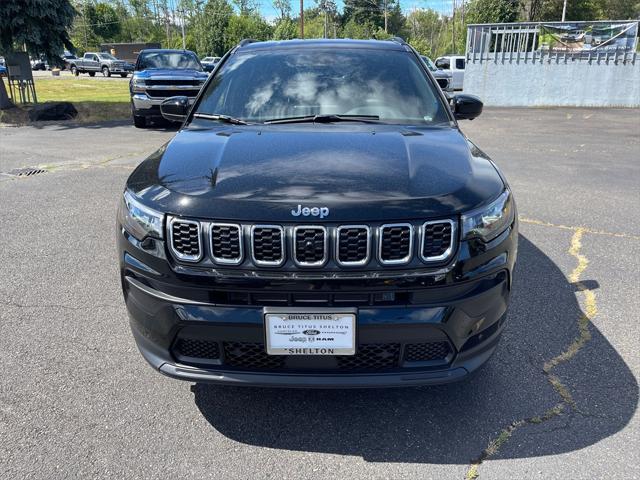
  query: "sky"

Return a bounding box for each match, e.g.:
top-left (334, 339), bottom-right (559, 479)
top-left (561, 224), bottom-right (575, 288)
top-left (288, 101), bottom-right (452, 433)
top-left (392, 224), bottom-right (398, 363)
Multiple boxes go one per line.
top-left (258, 0), bottom-right (455, 22)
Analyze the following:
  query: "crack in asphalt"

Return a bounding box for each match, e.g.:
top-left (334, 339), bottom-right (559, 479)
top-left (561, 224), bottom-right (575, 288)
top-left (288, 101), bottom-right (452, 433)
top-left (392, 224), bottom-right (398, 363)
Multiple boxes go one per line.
top-left (0, 150), bottom-right (149, 183)
top-left (520, 216), bottom-right (640, 240)
top-left (464, 226), bottom-right (598, 480)
top-left (0, 300), bottom-right (122, 311)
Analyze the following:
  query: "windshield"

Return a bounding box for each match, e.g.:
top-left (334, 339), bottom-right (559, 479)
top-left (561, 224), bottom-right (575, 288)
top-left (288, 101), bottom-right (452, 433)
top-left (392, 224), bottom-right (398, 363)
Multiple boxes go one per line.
top-left (137, 51), bottom-right (202, 71)
top-left (202, 57), bottom-right (214, 62)
top-left (98, 53), bottom-right (117, 60)
top-left (195, 48), bottom-right (449, 125)
top-left (421, 56), bottom-right (437, 72)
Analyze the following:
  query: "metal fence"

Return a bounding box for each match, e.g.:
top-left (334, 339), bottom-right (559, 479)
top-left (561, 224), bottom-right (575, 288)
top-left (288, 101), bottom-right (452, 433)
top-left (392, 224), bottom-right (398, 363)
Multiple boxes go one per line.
top-left (466, 21), bottom-right (639, 65)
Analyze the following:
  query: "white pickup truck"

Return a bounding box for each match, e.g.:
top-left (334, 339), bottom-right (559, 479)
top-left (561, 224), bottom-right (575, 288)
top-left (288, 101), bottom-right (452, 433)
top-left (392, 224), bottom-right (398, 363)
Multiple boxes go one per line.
top-left (67, 52), bottom-right (133, 78)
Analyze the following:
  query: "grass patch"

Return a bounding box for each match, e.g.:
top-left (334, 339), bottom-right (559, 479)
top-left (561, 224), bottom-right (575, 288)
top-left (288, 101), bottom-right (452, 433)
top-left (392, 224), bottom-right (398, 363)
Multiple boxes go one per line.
top-left (1, 77), bottom-right (130, 125)
top-left (33, 77), bottom-right (129, 103)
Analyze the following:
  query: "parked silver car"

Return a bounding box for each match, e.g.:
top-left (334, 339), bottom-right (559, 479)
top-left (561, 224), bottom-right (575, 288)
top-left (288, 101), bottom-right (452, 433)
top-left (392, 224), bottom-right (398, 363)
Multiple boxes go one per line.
top-left (421, 56), bottom-right (453, 92)
top-left (68, 52), bottom-right (132, 78)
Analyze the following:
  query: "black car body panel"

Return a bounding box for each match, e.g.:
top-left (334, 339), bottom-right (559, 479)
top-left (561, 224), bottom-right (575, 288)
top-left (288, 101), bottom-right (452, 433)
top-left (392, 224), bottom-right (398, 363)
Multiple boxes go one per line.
top-left (118, 39), bottom-right (518, 387)
top-left (127, 123), bottom-right (504, 222)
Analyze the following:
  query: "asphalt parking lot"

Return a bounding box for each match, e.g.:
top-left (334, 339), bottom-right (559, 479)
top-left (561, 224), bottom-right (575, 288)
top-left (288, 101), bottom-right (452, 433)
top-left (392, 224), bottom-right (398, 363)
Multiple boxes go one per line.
top-left (1, 108), bottom-right (638, 479)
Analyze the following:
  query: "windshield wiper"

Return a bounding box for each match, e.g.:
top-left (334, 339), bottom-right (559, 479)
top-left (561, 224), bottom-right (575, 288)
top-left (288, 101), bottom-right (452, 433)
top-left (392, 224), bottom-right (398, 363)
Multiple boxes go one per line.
top-left (193, 113), bottom-right (250, 125)
top-left (264, 114), bottom-right (380, 125)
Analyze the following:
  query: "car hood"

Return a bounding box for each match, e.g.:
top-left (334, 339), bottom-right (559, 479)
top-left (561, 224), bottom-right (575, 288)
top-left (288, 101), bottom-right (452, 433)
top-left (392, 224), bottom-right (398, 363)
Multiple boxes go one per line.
top-left (127, 122), bottom-right (504, 222)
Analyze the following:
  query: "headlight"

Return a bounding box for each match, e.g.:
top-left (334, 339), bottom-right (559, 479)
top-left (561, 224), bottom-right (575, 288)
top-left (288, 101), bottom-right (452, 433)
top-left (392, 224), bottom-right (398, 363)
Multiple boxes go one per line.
top-left (131, 77), bottom-right (146, 93)
top-left (461, 190), bottom-right (514, 242)
top-left (118, 190), bottom-right (164, 240)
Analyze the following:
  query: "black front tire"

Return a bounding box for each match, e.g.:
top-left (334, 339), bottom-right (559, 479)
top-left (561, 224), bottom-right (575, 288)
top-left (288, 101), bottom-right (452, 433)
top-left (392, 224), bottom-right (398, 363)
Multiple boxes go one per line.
top-left (102, 66), bottom-right (111, 77)
top-left (88, 71), bottom-right (95, 77)
top-left (120, 73), bottom-right (128, 78)
top-left (71, 65), bottom-right (79, 76)
top-left (132, 107), bottom-right (147, 128)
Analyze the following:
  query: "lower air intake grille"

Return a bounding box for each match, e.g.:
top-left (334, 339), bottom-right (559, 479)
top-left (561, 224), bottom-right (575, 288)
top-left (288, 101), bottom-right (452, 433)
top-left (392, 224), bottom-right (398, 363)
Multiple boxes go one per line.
top-left (404, 341), bottom-right (452, 362)
top-left (380, 224), bottom-right (412, 263)
top-left (211, 224), bottom-right (242, 263)
top-left (223, 342), bottom-right (285, 369)
top-left (252, 226), bottom-right (284, 265)
top-left (170, 219), bottom-right (201, 261)
top-left (294, 227), bottom-right (326, 265)
top-left (422, 221), bottom-right (454, 260)
top-left (337, 226), bottom-right (369, 265)
top-left (337, 343), bottom-right (401, 370)
top-left (173, 338), bottom-right (220, 360)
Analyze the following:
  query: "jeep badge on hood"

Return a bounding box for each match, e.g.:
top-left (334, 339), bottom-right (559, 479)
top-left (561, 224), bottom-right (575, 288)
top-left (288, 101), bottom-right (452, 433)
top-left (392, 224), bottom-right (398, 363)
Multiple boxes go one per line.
top-left (291, 205), bottom-right (330, 219)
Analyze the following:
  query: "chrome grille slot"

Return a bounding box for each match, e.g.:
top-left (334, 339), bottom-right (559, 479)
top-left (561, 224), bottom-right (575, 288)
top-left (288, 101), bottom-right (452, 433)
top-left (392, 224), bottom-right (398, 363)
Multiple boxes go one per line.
top-left (336, 226), bottom-right (370, 266)
top-left (210, 223), bottom-right (243, 264)
top-left (251, 225), bottom-right (285, 266)
top-left (379, 224), bottom-right (413, 265)
top-left (421, 220), bottom-right (455, 262)
top-left (169, 218), bottom-right (202, 262)
top-left (293, 226), bottom-right (327, 266)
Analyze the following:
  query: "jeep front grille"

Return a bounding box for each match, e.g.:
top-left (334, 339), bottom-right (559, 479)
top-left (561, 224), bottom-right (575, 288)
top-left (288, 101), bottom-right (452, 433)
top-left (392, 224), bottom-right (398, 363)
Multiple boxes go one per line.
top-left (293, 226), bottom-right (327, 266)
top-left (166, 218), bottom-right (456, 268)
top-left (210, 223), bottom-right (243, 264)
top-left (251, 225), bottom-right (285, 266)
top-left (336, 226), bottom-right (370, 266)
top-left (379, 224), bottom-right (413, 265)
top-left (421, 220), bottom-right (455, 261)
top-left (169, 219), bottom-right (202, 262)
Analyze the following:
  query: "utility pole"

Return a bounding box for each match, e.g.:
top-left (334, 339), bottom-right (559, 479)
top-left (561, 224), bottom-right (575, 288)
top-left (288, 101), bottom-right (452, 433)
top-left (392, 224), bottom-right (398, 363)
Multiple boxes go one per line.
top-left (451, 0), bottom-right (456, 53)
top-left (324, 9), bottom-right (328, 38)
top-left (83, 0), bottom-right (89, 50)
top-left (300, 0), bottom-right (304, 38)
top-left (383, 0), bottom-right (388, 33)
top-left (561, 0), bottom-right (568, 21)
top-left (179, 2), bottom-right (186, 49)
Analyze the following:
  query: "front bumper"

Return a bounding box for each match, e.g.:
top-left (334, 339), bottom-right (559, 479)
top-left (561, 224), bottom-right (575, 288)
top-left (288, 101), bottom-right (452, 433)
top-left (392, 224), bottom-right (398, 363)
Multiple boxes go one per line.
top-left (119, 221), bottom-right (517, 388)
top-left (131, 94), bottom-right (195, 116)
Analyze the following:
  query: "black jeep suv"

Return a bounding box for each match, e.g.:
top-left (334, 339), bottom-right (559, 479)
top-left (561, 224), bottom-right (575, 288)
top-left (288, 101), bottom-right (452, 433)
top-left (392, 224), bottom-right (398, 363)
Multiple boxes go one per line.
top-left (117, 39), bottom-right (517, 387)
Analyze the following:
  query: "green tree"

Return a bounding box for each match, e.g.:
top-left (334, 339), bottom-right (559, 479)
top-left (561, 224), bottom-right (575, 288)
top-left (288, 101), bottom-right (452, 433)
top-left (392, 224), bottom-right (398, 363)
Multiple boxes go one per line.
top-left (273, 0), bottom-right (293, 20)
top-left (0, 0), bottom-right (76, 108)
top-left (273, 17), bottom-right (298, 39)
top-left (465, 0), bottom-right (522, 24)
top-left (225, 13), bottom-right (273, 50)
top-left (195, 0), bottom-right (234, 56)
top-left (536, 0), bottom-right (603, 20)
top-left (343, 0), bottom-right (384, 30)
top-left (342, 18), bottom-right (378, 38)
top-left (91, 2), bottom-right (121, 39)
top-left (600, 0), bottom-right (640, 19)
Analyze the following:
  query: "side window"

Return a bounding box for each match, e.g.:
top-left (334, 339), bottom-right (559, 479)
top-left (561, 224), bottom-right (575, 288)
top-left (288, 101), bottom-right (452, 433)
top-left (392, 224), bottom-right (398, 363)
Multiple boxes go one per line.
top-left (92, 55), bottom-right (99, 62)
top-left (455, 58), bottom-right (465, 70)
top-left (435, 58), bottom-right (450, 70)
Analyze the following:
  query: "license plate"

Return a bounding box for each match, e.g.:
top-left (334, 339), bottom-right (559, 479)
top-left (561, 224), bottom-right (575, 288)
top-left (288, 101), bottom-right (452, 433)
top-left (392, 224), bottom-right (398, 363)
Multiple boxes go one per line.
top-left (265, 311), bottom-right (356, 355)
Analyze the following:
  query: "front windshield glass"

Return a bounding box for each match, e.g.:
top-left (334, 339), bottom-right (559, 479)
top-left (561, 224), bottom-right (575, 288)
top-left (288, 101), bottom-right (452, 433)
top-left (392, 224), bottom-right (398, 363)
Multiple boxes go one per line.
top-left (195, 48), bottom-right (449, 125)
top-left (421, 56), bottom-right (437, 72)
top-left (98, 53), bottom-right (117, 60)
top-left (137, 52), bottom-right (202, 70)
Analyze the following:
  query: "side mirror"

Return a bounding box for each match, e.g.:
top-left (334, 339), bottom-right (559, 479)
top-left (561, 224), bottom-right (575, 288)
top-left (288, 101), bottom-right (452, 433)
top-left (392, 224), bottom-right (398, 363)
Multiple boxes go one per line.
top-left (452, 94), bottom-right (483, 121)
top-left (160, 96), bottom-right (189, 123)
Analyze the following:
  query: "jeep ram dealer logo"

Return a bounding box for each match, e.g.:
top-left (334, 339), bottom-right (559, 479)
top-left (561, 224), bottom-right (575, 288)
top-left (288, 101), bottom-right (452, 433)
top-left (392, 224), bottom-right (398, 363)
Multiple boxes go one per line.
top-left (291, 205), bottom-right (329, 219)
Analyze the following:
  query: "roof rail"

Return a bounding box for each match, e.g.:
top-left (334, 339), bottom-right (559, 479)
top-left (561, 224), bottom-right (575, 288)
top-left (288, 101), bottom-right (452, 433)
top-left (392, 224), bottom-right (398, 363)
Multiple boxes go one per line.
top-left (390, 36), bottom-right (406, 45)
top-left (238, 39), bottom-right (258, 47)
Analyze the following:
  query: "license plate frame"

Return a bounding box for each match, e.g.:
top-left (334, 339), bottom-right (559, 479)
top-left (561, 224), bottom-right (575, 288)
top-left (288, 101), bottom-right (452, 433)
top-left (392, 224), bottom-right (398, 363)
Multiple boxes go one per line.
top-left (264, 307), bottom-right (357, 356)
